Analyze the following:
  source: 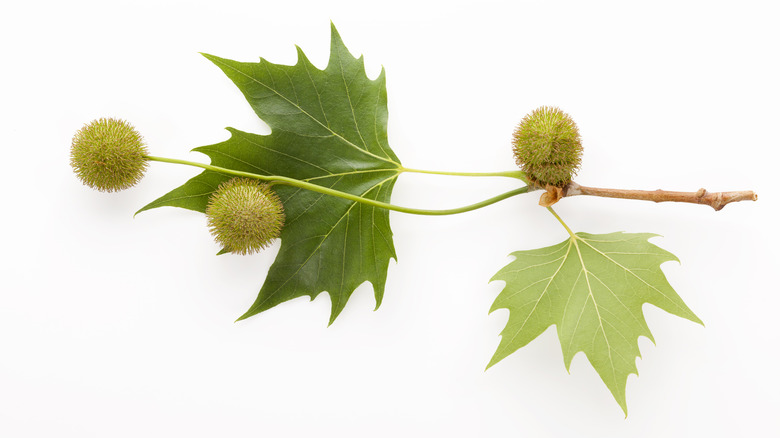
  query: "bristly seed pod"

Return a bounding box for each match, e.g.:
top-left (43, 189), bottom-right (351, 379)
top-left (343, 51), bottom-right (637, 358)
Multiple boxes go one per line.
top-left (70, 118), bottom-right (149, 192)
top-left (206, 178), bottom-right (285, 255)
top-left (512, 106), bottom-right (583, 188)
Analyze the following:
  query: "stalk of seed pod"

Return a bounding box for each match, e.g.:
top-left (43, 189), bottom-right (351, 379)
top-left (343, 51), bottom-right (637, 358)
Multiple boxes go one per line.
top-left (70, 118), bottom-right (149, 192)
top-left (205, 178), bottom-right (285, 255)
top-left (512, 106), bottom-right (583, 188)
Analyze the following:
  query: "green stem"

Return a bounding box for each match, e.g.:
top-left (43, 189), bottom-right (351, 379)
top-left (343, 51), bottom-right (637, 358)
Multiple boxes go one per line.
top-left (400, 166), bottom-right (528, 182)
top-left (145, 155), bottom-right (528, 216)
top-left (546, 206), bottom-right (576, 238)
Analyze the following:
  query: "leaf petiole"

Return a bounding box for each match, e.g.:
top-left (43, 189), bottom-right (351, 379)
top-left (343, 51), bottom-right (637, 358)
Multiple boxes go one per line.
top-left (144, 155), bottom-right (529, 216)
top-left (546, 206), bottom-right (576, 238)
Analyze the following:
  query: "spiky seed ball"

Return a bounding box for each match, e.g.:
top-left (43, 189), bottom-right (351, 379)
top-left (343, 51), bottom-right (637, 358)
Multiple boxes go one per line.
top-left (206, 178), bottom-right (285, 255)
top-left (70, 118), bottom-right (149, 192)
top-left (512, 106), bottom-right (583, 187)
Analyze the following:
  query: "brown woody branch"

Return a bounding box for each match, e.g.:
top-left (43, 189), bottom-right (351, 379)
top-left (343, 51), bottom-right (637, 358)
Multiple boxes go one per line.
top-left (537, 182), bottom-right (757, 211)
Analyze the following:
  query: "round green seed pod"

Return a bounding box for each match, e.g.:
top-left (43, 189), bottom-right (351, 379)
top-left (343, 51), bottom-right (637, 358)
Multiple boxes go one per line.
top-left (512, 106), bottom-right (583, 187)
top-left (70, 118), bottom-right (149, 192)
top-left (206, 178), bottom-right (285, 255)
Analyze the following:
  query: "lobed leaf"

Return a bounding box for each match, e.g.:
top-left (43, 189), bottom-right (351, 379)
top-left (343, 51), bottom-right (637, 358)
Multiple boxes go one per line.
top-left (139, 24), bottom-right (402, 324)
top-left (489, 232), bottom-right (702, 414)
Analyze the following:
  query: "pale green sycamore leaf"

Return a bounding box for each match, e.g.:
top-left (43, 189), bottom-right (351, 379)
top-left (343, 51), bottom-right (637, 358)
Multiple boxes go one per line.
top-left (138, 24), bottom-right (401, 324)
top-left (489, 231), bottom-right (702, 414)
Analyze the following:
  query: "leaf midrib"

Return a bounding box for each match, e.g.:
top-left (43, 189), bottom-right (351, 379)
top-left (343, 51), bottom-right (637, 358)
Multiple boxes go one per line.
top-left (569, 236), bottom-right (618, 389)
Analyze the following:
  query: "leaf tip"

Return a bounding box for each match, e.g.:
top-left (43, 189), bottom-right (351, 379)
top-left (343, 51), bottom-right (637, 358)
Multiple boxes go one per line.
top-left (294, 45), bottom-right (308, 64)
top-left (134, 202), bottom-right (156, 217)
top-left (328, 21), bottom-right (352, 61)
top-left (617, 392), bottom-right (629, 417)
top-left (329, 21), bottom-right (342, 41)
top-left (484, 355), bottom-right (501, 371)
top-left (235, 306), bottom-right (257, 323)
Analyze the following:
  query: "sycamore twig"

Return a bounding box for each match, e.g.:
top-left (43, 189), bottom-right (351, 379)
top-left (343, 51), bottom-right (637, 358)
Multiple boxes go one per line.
top-left (556, 182), bottom-right (757, 211)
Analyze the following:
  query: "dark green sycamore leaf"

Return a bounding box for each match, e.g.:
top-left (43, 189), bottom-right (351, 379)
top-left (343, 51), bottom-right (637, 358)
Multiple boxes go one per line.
top-left (489, 232), bottom-right (702, 415)
top-left (139, 24), bottom-right (402, 324)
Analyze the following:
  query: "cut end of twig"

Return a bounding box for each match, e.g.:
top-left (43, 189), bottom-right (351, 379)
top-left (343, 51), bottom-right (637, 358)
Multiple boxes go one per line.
top-left (706, 189), bottom-right (758, 211)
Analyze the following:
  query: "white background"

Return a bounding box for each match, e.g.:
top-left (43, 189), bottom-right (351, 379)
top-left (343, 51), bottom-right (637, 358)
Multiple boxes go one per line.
top-left (1, 0), bottom-right (778, 436)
